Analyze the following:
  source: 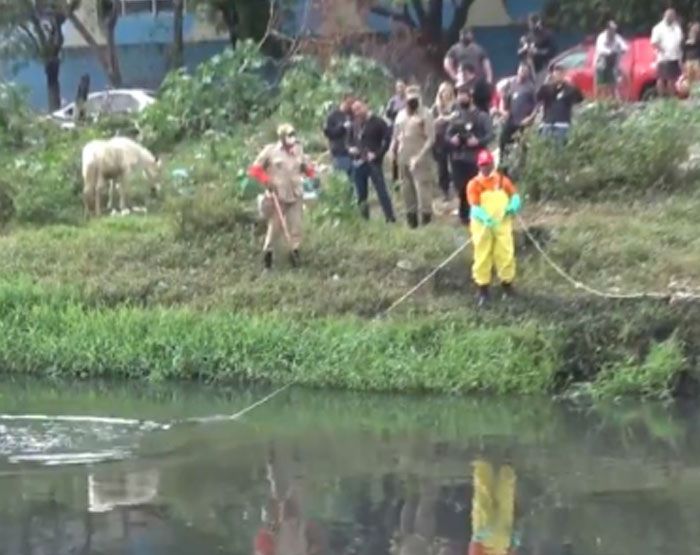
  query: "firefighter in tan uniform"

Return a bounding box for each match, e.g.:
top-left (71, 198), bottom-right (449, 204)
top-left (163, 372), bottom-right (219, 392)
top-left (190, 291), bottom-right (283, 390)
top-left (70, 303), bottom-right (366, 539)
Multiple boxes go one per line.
top-left (248, 124), bottom-right (315, 269)
top-left (391, 85), bottom-right (436, 228)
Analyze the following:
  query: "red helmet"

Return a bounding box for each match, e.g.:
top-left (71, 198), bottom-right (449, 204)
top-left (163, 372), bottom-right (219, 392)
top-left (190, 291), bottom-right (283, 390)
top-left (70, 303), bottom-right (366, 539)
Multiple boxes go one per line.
top-left (477, 149), bottom-right (494, 167)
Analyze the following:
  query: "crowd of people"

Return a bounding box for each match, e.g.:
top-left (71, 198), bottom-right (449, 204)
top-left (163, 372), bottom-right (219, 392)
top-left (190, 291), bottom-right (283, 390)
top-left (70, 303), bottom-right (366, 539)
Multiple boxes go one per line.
top-left (247, 8), bottom-right (697, 304)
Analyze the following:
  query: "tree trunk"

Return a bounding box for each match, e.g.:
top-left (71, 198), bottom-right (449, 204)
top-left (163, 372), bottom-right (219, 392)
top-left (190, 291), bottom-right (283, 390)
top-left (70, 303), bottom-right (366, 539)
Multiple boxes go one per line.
top-left (68, 12), bottom-right (114, 73)
top-left (105, 27), bottom-right (123, 86)
top-left (102, 1), bottom-right (123, 87)
top-left (172, 0), bottom-right (185, 68)
top-left (45, 57), bottom-right (61, 111)
top-left (217, 3), bottom-right (239, 48)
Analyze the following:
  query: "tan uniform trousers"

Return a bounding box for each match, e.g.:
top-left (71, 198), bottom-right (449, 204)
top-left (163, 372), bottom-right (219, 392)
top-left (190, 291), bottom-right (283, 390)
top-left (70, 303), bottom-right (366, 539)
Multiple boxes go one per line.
top-left (262, 196), bottom-right (303, 251)
top-left (400, 158), bottom-right (434, 216)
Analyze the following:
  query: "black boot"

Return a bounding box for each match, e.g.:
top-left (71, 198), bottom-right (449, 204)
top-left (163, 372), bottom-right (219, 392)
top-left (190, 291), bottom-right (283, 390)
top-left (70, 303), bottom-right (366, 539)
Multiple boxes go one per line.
top-left (476, 285), bottom-right (489, 308)
top-left (421, 213), bottom-right (432, 226)
top-left (501, 282), bottom-right (515, 299)
top-left (263, 250), bottom-right (273, 270)
top-left (359, 203), bottom-right (370, 220)
top-left (407, 212), bottom-right (419, 229)
top-left (290, 249), bottom-right (300, 268)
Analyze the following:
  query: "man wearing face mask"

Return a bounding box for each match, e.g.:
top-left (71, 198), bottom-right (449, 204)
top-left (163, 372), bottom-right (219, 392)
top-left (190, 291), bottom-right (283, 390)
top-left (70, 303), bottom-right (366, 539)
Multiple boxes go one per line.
top-left (445, 85), bottom-right (494, 225)
top-left (323, 93), bottom-right (355, 178)
top-left (391, 85), bottom-right (436, 228)
top-left (348, 100), bottom-right (396, 223)
top-left (444, 28), bottom-right (493, 86)
top-left (248, 124), bottom-right (315, 270)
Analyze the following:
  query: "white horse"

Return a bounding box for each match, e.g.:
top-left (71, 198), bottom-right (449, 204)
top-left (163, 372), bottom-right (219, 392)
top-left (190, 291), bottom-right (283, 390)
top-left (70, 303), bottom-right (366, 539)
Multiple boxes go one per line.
top-left (82, 137), bottom-right (161, 218)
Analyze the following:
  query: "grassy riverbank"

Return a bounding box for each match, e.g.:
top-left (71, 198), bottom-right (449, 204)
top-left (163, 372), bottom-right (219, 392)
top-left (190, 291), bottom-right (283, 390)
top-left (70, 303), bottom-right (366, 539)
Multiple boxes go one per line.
top-left (0, 203), bottom-right (698, 399)
top-left (0, 47), bottom-right (699, 398)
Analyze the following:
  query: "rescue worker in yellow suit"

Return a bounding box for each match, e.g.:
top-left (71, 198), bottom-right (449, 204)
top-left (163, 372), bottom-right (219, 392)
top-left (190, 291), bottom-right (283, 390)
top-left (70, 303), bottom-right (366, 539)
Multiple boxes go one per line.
top-left (248, 124), bottom-right (316, 270)
top-left (469, 459), bottom-right (519, 555)
top-left (466, 149), bottom-right (522, 307)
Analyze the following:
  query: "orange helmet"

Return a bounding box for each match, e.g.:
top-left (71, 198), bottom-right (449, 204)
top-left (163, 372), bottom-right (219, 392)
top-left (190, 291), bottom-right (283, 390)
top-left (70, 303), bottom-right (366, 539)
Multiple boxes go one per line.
top-left (477, 149), bottom-right (494, 167)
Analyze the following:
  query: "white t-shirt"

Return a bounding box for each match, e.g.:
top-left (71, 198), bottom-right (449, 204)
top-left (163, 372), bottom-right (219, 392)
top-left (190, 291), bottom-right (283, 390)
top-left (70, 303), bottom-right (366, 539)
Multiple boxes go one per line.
top-left (651, 20), bottom-right (683, 62)
top-left (595, 32), bottom-right (628, 65)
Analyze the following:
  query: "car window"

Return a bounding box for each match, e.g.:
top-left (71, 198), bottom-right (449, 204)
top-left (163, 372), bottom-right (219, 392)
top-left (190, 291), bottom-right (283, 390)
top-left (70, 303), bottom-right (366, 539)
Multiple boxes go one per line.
top-left (101, 93), bottom-right (140, 114)
top-left (557, 49), bottom-right (589, 70)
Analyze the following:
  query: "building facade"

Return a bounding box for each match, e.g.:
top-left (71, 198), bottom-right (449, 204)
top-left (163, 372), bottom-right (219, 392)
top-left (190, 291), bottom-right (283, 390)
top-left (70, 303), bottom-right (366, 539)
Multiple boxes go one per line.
top-left (1, 0), bottom-right (572, 110)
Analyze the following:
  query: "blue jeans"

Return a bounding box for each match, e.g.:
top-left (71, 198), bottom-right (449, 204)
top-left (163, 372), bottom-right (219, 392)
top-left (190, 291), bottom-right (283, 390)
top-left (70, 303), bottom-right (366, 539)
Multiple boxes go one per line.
top-left (539, 123), bottom-right (570, 145)
top-left (332, 154), bottom-right (353, 177)
top-left (354, 162), bottom-right (395, 222)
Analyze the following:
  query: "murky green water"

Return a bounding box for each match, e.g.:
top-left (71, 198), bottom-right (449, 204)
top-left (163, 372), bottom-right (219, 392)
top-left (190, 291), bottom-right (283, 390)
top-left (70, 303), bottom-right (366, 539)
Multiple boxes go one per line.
top-left (1, 379), bottom-right (699, 555)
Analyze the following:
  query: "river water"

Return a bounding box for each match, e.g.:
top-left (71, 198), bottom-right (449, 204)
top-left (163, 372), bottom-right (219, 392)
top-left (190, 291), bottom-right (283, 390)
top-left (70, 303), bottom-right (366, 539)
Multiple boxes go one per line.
top-left (1, 379), bottom-right (699, 555)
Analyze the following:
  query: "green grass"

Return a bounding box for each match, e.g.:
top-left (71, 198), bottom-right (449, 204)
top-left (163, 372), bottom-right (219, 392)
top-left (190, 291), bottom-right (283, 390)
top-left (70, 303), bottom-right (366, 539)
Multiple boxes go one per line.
top-left (0, 279), bottom-right (558, 394)
top-left (0, 188), bottom-right (698, 398)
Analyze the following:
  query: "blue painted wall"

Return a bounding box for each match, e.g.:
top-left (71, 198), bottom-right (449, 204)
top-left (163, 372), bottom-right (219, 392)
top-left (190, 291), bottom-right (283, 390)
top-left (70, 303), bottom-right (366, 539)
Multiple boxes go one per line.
top-left (1, 41), bottom-right (228, 110)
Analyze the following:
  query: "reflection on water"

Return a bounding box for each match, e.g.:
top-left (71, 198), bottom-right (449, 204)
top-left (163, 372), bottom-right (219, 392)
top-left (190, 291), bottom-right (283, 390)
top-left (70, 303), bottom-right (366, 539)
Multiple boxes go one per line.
top-left (1, 381), bottom-right (700, 555)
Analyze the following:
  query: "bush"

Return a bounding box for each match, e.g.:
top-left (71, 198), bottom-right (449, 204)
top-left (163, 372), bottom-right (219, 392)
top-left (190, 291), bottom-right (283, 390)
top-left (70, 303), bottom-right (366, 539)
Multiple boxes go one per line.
top-left (275, 55), bottom-right (392, 130)
top-left (0, 82), bottom-right (33, 149)
top-left (7, 128), bottom-right (90, 225)
top-left (592, 335), bottom-right (687, 400)
top-left (138, 41), bottom-right (274, 149)
top-left (522, 101), bottom-right (700, 201)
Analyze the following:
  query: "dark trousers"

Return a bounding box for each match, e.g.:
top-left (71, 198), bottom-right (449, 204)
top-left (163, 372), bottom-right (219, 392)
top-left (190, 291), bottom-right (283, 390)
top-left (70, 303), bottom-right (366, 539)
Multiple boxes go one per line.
top-left (499, 120), bottom-right (523, 158)
top-left (433, 148), bottom-right (451, 198)
top-left (451, 159), bottom-right (479, 224)
top-left (354, 161), bottom-right (396, 222)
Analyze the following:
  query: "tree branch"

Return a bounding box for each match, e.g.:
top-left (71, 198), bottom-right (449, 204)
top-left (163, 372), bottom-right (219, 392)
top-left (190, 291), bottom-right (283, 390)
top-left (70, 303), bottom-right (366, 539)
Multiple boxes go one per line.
top-left (410, 0), bottom-right (425, 24)
top-left (17, 22), bottom-right (43, 56)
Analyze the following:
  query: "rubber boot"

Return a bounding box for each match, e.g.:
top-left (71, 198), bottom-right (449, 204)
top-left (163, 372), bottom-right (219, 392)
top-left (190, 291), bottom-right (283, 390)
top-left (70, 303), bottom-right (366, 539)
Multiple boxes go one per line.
top-left (476, 285), bottom-right (489, 308)
top-left (290, 249), bottom-right (300, 268)
top-left (407, 212), bottom-right (419, 229)
top-left (263, 250), bottom-right (273, 270)
top-left (421, 213), bottom-right (432, 226)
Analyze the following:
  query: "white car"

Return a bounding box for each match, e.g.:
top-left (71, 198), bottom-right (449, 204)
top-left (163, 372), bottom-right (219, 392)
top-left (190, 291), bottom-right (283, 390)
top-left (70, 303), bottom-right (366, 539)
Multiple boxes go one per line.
top-left (49, 89), bottom-right (156, 129)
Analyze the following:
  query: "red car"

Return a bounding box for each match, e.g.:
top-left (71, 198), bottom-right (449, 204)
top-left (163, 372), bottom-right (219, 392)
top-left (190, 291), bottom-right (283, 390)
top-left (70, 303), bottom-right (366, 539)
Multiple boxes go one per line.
top-left (494, 36), bottom-right (670, 108)
top-left (551, 36), bottom-right (659, 101)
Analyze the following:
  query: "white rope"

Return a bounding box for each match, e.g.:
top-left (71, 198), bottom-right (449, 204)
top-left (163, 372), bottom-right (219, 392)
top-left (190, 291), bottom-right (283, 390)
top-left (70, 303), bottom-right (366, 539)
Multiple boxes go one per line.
top-left (178, 383), bottom-right (292, 425)
top-left (0, 385), bottom-right (293, 433)
top-left (517, 215), bottom-right (700, 303)
top-left (378, 239), bottom-right (472, 318)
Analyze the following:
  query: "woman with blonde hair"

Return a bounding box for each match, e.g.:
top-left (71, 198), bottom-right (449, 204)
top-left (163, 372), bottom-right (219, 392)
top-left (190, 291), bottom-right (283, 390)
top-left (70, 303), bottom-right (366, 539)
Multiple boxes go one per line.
top-left (432, 81), bottom-right (457, 200)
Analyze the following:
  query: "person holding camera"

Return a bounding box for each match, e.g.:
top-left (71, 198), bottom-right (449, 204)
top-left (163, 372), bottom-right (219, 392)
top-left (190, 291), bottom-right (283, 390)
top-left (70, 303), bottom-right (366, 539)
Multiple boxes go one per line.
top-left (445, 84), bottom-right (494, 225)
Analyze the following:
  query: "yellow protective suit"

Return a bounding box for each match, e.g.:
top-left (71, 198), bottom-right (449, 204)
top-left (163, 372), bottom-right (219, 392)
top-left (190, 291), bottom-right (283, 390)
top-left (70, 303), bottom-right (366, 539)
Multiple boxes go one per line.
top-left (470, 189), bottom-right (516, 287)
top-left (470, 459), bottom-right (516, 555)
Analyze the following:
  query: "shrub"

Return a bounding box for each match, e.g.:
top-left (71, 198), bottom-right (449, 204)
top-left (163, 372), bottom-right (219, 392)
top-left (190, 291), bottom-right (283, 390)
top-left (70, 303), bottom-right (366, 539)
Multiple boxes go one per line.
top-left (592, 335), bottom-right (687, 399)
top-left (138, 41), bottom-right (273, 149)
top-left (8, 128), bottom-right (90, 225)
top-left (0, 82), bottom-right (33, 149)
top-left (522, 101), bottom-right (700, 201)
top-left (275, 55), bottom-right (392, 130)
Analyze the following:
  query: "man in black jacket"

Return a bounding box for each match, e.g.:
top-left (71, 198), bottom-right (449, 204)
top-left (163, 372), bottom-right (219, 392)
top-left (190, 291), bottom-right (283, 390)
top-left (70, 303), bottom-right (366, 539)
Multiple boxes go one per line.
top-left (536, 64), bottom-right (584, 144)
top-left (323, 93), bottom-right (355, 178)
top-left (445, 85), bottom-right (494, 224)
top-left (349, 100), bottom-right (396, 222)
